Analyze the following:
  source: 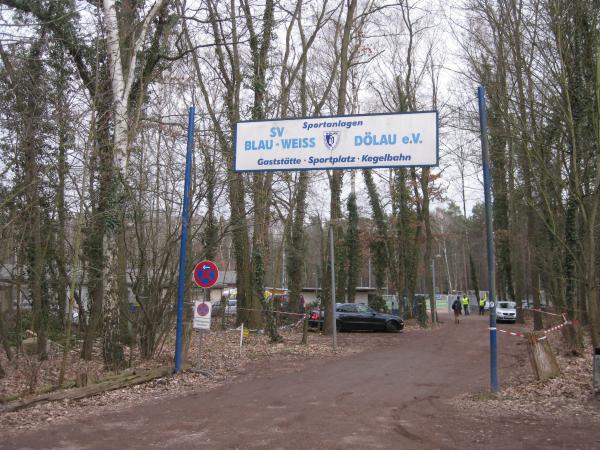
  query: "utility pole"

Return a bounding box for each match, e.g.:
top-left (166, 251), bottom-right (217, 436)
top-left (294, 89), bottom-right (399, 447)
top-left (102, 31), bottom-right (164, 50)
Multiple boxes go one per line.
top-left (175, 106), bottom-right (195, 373)
top-left (478, 86), bottom-right (498, 393)
top-left (329, 222), bottom-right (337, 351)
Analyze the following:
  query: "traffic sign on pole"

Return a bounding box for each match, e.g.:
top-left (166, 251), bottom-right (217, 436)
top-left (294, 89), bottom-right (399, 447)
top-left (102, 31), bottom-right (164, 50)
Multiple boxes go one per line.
top-left (193, 260), bottom-right (219, 289)
top-left (193, 301), bottom-right (212, 330)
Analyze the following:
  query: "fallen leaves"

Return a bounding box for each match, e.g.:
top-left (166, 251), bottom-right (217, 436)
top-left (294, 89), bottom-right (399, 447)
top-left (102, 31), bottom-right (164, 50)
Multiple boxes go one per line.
top-left (0, 325), bottom-right (406, 434)
top-left (454, 332), bottom-right (600, 423)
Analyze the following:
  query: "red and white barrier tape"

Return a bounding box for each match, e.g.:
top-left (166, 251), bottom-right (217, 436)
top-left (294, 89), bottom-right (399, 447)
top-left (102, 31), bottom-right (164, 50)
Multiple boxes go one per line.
top-left (541, 320), bottom-right (572, 335)
top-left (491, 327), bottom-right (526, 338)
top-left (491, 320), bottom-right (572, 341)
top-left (522, 307), bottom-right (565, 318)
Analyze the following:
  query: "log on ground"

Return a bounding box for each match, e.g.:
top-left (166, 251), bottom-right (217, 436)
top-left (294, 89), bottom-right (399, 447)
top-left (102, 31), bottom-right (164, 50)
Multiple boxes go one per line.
top-left (0, 366), bottom-right (174, 413)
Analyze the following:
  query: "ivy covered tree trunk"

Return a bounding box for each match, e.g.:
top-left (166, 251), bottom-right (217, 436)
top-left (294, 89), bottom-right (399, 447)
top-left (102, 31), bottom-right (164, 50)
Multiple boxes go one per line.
top-left (287, 172), bottom-right (309, 313)
top-left (420, 168), bottom-right (437, 324)
top-left (327, 171), bottom-right (346, 309)
top-left (407, 168), bottom-right (423, 316)
top-left (19, 37), bottom-right (48, 359)
top-left (391, 168), bottom-right (414, 317)
top-left (323, 172), bottom-right (344, 334)
top-left (101, 0), bottom-right (168, 369)
top-left (241, 0), bottom-right (275, 330)
top-left (363, 170), bottom-right (391, 304)
top-left (321, 0), bottom-right (358, 333)
top-left (482, 53), bottom-right (516, 305)
top-left (261, 292), bottom-right (282, 343)
top-left (81, 78), bottom-right (112, 360)
top-left (345, 192), bottom-right (360, 303)
top-left (283, 29), bottom-right (318, 315)
top-left (101, 0), bottom-right (128, 371)
top-left (52, 45), bottom-right (71, 327)
top-left (549, 0), bottom-right (600, 348)
top-left (103, 223), bottom-right (126, 371)
top-left (251, 172), bottom-right (272, 329)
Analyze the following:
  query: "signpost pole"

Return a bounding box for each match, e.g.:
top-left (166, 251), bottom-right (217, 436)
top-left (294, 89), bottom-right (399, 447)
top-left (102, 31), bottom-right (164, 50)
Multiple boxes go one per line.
top-left (174, 106), bottom-right (195, 373)
top-left (329, 221), bottom-right (337, 351)
top-left (197, 288), bottom-right (209, 371)
top-left (431, 258), bottom-right (436, 322)
top-left (196, 329), bottom-right (204, 371)
top-left (478, 86), bottom-right (498, 393)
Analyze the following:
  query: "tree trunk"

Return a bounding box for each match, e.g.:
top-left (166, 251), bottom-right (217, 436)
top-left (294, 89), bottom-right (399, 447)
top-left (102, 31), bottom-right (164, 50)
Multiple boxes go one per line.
top-left (81, 72), bottom-right (113, 361)
top-left (563, 190), bottom-right (584, 353)
top-left (0, 307), bottom-right (13, 361)
top-left (55, 58), bottom-right (69, 326)
top-left (420, 168), bottom-right (436, 324)
top-left (363, 170), bottom-right (390, 300)
top-left (21, 38), bottom-right (48, 360)
top-left (345, 192), bottom-right (360, 303)
top-left (241, 0), bottom-right (276, 331)
top-left (322, 0), bottom-right (358, 333)
top-left (526, 332), bottom-right (560, 381)
top-left (391, 168), bottom-right (411, 317)
top-left (287, 172), bottom-right (309, 312)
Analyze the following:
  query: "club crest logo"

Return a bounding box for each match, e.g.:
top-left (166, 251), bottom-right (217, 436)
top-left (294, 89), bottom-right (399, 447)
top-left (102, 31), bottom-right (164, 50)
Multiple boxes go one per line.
top-left (324, 131), bottom-right (340, 151)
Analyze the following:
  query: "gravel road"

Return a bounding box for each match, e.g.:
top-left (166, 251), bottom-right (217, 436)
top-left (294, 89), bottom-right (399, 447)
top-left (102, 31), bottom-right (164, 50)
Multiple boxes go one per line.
top-left (2, 314), bottom-right (599, 449)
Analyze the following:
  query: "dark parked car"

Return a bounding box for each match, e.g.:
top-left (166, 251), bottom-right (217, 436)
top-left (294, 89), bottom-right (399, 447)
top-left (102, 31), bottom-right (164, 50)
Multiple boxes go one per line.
top-left (309, 303), bottom-right (403, 332)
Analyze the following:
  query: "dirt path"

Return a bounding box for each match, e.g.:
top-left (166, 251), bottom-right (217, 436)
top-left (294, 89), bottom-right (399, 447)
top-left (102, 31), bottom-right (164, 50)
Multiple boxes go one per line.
top-left (2, 314), bottom-right (599, 449)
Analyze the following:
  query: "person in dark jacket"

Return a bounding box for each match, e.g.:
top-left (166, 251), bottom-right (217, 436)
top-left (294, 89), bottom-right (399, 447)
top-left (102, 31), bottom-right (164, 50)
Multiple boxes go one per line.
top-left (451, 298), bottom-right (462, 324)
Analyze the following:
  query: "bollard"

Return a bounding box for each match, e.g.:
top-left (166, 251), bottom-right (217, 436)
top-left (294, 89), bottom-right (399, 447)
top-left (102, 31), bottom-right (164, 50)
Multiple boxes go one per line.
top-left (594, 348), bottom-right (600, 396)
top-left (301, 315), bottom-right (308, 345)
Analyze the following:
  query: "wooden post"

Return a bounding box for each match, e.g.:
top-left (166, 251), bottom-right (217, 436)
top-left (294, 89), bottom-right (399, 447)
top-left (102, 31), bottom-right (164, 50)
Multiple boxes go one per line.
top-left (525, 332), bottom-right (560, 381)
top-left (301, 315), bottom-right (308, 345)
top-left (593, 348), bottom-right (600, 396)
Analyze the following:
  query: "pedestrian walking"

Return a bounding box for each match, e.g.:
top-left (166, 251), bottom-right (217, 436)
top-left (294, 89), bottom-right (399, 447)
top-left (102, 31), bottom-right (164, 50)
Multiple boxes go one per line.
top-left (479, 295), bottom-right (487, 315)
top-left (462, 294), bottom-right (470, 315)
top-left (451, 297), bottom-right (462, 324)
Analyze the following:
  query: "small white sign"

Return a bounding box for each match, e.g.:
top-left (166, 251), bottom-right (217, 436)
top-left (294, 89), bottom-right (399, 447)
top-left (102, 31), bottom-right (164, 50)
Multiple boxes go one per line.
top-left (234, 111), bottom-right (438, 172)
top-left (193, 301), bottom-right (212, 330)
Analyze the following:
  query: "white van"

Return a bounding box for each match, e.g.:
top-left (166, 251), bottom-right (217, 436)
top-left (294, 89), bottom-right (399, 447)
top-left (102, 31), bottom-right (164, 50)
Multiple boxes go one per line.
top-left (496, 301), bottom-right (516, 323)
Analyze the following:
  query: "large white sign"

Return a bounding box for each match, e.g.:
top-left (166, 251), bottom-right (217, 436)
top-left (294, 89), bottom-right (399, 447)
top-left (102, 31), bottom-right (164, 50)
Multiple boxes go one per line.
top-left (234, 111), bottom-right (438, 172)
top-left (193, 301), bottom-right (212, 330)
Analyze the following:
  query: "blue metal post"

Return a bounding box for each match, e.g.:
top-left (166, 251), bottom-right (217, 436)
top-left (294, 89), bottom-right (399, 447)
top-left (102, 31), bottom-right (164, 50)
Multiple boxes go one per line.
top-left (174, 106), bottom-right (195, 373)
top-left (478, 86), bottom-right (498, 393)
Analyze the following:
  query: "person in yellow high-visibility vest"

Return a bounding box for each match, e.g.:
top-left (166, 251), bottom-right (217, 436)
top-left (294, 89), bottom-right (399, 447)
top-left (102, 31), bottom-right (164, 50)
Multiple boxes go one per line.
top-left (479, 295), bottom-right (487, 315)
top-left (462, 295), bottom-right (470, 315)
